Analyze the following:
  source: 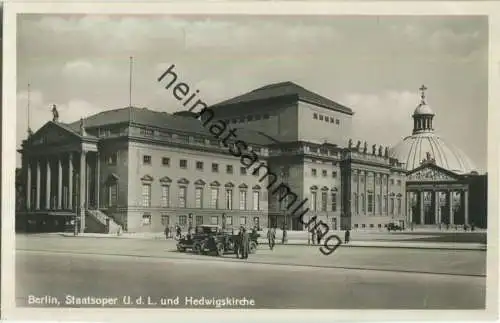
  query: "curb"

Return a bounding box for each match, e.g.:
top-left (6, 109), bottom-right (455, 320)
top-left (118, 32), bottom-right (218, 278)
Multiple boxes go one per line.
top-left (53, 234), bottom-right (486, 251)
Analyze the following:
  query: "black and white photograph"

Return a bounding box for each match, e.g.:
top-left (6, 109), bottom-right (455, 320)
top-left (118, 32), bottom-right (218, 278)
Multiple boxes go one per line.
top-left (1, 1), bottom-right (499, 322)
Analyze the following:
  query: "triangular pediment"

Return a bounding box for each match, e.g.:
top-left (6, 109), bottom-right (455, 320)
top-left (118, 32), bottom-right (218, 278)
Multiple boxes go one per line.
top-left (141, 174), bottom-right (154, 182)
top-left (159, 176), bottom-right (172, 183)
top-left (27, 121), bottom-right (81, 146)
top-left (407, 164), bottom-right (461, 182)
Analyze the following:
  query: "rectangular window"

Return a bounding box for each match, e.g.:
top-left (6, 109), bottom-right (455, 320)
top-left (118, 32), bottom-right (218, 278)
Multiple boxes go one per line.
top-left (210, 188), bottom-right (219, 209)
top-left (142, 184), bottom-right (151, 207)
top-left (179, 215), bottom-right (187, 226)
top-left (336, 119), bottom-right (340, 125)
top-left (179, 159), bottom-right (187, 169)
top-left (390, 197), bottom-right (395, 215)
top-left (108, 183), bottom-right (117, 207)
top-left (311, 191), bottom-right (317, 211)
top-left (240, 216), bottom-right (247, 226)
top-left (142, 213), bottom-right (151, 225)
top-left (106, 153), bottom-right (117, 165)
top-left (161, 214), bottom-right (169, 226)
top-left (225, 215), bottom-right (232, 226)
top-left (196, 161), bottom-right (204, 170)
top-left (178, 187), bottom-right (187, 208)
top-left (247, 115), bottom-right (253, 121)
top-left (239, 190), bottom-right (247, 210)
top-left (377, 195), bottom-right (382, 214)
top-left (332, 171), bottom-right (337, 178)
top-left (384, 196), bottom-right (388, 213)
top-left (162, 157), bottom-right (170, 166)
top-left (311, 169), bottom-right (317, 176)
top-left (161, 185), bottom-right (170, 207)
top-left (322, 170), bottom-right (327, 177)
top-left (240, 167), bottom-right (247, 175)
top-left (212, 163), bottom-right (219, 173)
top-left (321, 191), bottom-right (327, 211)
top-left (319, 115), bottom-right (324, 121)
top-left (196, 215), bottom-right (203, 226)
top-left (397, 180), bottom-right (402, 186)
top-left (397, 198), bottom-right (402, 215)
top-left (211, 216), bottom-right (219, 225)
top-left (252, 191), bottom-right (260, 211)
top-left (226, 165), bottom-right (233, 174)
top-left (331, 192), bottom-right (337, 212)
top-left (195, 187), bottom-right (203, 208)
top-left (225, 189), bottom-right (233, 210)
top-left (313, 113), bottom-right (318, 119)
top-left (362, 224), bottom-right (366, 228)
top-left (367, 193), bottom-right (373, 213)
top-left (361, 194), bottom-right (365, 212)
top-left (354, 193), bottom-right (358, 214)
top-left (143, 155), bottom-right (152, 165)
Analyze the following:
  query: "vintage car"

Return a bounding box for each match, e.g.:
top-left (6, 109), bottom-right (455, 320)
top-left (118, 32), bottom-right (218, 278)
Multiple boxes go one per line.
top-left (387, 222), bottom-right (403, 232)
top-left (176, 224), bottom-right (220, 252)
top-left (176, 224), bottom-right (258, 256)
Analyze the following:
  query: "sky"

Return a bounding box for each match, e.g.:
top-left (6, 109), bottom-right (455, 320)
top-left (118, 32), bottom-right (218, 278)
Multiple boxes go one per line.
top-left (16, 14), bottom-right (488, 171)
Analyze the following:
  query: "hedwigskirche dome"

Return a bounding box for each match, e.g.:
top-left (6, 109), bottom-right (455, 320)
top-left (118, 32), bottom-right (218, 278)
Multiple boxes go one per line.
top-left (389, 85), bottom-right (477, 174)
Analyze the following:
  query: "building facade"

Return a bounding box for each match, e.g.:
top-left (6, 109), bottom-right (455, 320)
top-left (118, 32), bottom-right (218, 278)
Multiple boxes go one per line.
top-left (16, 82), bottom-right (486, 233)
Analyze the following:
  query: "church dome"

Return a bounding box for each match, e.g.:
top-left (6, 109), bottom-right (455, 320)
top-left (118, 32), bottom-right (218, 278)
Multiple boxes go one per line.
top-left (389, 132), bottom-right (477, 174)
top-left (389, 85), bottom-right (477, 174)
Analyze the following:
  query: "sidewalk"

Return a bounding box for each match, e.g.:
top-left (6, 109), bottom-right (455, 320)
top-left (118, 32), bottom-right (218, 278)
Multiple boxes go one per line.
top-left (52, 232), bottom-right (486, 251)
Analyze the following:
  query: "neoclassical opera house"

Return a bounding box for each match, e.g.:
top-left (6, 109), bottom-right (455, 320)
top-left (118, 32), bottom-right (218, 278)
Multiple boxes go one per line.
top-left (390, 86), bottom-right (482, 228)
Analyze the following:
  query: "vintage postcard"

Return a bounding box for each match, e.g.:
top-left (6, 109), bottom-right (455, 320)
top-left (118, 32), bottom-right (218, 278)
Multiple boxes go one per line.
top-left (1, 1), bottom-right (499, 322)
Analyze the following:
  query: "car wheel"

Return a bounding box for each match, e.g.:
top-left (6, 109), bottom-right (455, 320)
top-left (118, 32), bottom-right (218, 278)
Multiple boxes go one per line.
top-left (177, 245), bottom-right (186, 252)
top-left (216, 243), bottom-right (224, 257)
top-left (249, 241), bottom-right (257, 254)
top-left (192, 242), bottom-right (202, 255)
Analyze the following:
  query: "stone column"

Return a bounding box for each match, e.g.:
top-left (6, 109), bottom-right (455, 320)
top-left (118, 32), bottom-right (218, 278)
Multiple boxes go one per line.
top-left (449, 191), bottom-right (454, 225)
top-left (57, 156), bottom-right (63, 209)
top-left (68, 153), bottom-right (73, 210)
top-left (36, 159), bottom-right (41, 210)
top-left (364, 172), bottom-right (368, 214)
top-left (96, 152), bottom-right (100, 209)
top-left (406, 191), bottom-right (412, 224)
top-left (79, 151), bottom-right (87, 233)
top-left (434, 191), bottom-right (440, 225)
top-left (464, 190), bottom-right (469, 225)
top-left (26, 158), bottom-right (31, 210)
top-left (419, 190), bottom-right (424, 225)
top-left (45, 158), bottom-right (51, 209)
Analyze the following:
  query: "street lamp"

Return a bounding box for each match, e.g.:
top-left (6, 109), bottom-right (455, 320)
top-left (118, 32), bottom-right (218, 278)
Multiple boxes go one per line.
top-left (74, 172), bottom-right (79, 236)
top-left (280, 166), bottom-right (289, 244)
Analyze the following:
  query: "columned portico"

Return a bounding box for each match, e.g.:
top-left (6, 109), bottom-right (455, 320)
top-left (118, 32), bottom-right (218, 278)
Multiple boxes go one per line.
top-left (406, 163), bottom-right (469, 227)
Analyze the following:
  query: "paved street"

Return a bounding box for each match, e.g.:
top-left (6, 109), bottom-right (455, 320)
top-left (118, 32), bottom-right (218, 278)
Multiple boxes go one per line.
top-left (15, 235), bottom-right (486, 309)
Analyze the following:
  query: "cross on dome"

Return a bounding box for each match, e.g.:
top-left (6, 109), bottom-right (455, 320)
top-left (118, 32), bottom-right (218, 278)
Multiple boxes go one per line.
top-left (419, 84), bottom-right (428, 103)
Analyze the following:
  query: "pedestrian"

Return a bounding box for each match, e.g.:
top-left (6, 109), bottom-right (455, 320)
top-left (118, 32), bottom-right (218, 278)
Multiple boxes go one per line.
top-left (282, 224), bottom-right (287, 244)
top-left (234, 227), bottom-right (242, 258)
top-left (267, 227), bottom-right (276, 250)
top-left (176, 225), bottom-right (181, 240)
top-left (344, 229), bottom-right (350, 244)
top-left (241, 227), bottom-right (250, 259)
top-left (117, 225), bottom-right (122, 236)
top-left (164, 226), bottom-right (169, 239)
top-left (316, 228), bottom-right (322, 245)
top-left (311, 229), bottom-right (316, 245)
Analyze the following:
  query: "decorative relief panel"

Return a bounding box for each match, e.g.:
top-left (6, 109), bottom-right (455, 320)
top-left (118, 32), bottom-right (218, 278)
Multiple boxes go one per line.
top-left (407, 167), bottom-right (456, 182)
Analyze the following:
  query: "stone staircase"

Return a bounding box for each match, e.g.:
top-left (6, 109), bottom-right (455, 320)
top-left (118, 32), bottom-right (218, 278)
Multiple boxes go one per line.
top-left (85, 209), bottom-right (122, 234)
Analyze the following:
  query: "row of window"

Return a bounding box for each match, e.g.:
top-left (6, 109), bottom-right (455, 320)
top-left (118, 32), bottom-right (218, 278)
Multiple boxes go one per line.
top-left (313, 113), bottom-right (341, 125)
top-left (140, 156), bottom-right (261, 177)
top-left (306, 190), bottom-right (338, 212)
top-left (352, 193), bottom-right (402, 215)
top-left (149, 213), bottom-right (260, 228)
top-left (222, 114), bottom-right (271, 125)
top-left (353, 173), bottom-right (402, 186)
top-left (353, 223), bottom-right (392, 229)
top-left (311, 169), bottom-right (338, 178)
top-left (141, 183), bottom-right (262, 211)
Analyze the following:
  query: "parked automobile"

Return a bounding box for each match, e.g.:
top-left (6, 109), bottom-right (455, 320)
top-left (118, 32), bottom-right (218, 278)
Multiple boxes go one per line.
top-left (387, 222), bottom-right (403, 232)
top-left (176, 224), bottom-right (220, 252)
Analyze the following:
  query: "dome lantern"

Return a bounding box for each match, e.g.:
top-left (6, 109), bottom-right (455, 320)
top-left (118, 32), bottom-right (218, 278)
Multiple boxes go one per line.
top-left (412, 84), bottom-right (435, 134)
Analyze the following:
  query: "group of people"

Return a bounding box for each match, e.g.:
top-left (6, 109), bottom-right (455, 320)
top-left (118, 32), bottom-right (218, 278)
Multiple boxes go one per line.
top-left (233, 226), bottom-right (251, 259)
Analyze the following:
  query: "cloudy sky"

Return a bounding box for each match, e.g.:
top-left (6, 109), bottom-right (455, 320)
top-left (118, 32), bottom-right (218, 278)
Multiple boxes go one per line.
top-left (16, 14), bottom-right (488, 170)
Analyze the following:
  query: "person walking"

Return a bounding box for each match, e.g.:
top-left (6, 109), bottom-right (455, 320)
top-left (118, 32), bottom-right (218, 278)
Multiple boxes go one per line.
top-left (267, 227), bottom-right (276, 250)
top-left (241, 227), bottom-right (250, 259)
top-left (164, 226), bottom-right (170, 240)
top-left (234, 227), bottom-right (242, 258)
top-left (311, 229), bottom-right (316, 245)
top-left (282, 224), bottom-right (287, 244)
top-left (344, 229), bottom-right (351, 244)
top-left (316, 228), bottom-right (322, 245)
top-left (176, 225), bottom-right (181, 240)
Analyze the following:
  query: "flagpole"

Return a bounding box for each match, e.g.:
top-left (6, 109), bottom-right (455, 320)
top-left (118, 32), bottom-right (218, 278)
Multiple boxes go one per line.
top-left (128, 56), bottom-right (133, 126)
top-left (27, 83), bottom-right (31, 135)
